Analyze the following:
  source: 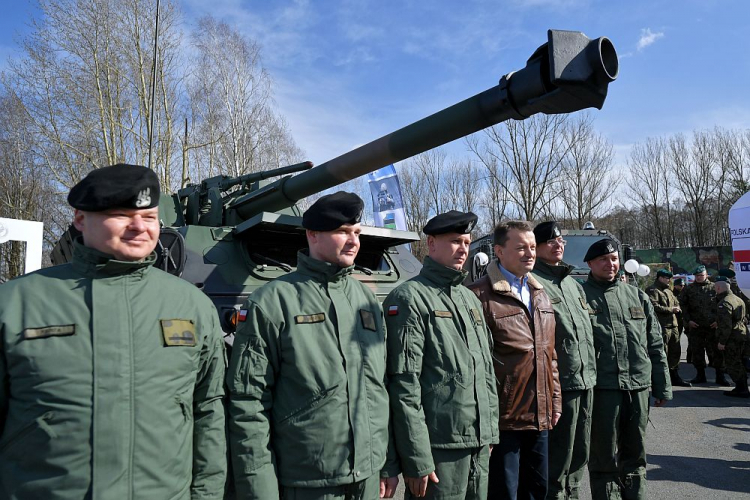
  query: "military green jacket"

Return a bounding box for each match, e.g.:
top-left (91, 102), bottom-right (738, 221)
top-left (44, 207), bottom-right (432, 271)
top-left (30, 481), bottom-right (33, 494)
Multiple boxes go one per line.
top-left (679, 280), bottom-right (716, 328)
top-left (716, 290), bottom-right (748, 345)
top-left (383, 256), bottom-right (499, 478)
top-left (646, 280), bottom-right (679, 330)
top-left (532, 260), bottom-right (596, 392)
top-left (227, 251), bottom-right (393, 499)
top-left (0, 242), bottom-right (227, 500)
top-left (582, 275), bottom-right (672, 400)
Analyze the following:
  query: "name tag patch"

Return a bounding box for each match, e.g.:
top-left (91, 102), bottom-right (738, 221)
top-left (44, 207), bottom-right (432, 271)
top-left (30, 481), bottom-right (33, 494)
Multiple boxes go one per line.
top-left (23, 324), bottom-right (75, 340)
top-left (360, 309), bottom-right (377, 331)
top-left (550, 297), bottom-right (562, 304)
top-left (434, 310), bottom-right (453, 319)
top-left (629, 307), bottom-right (646, 319)
top-left (295, 313), bottom-right (326, 324)
top-left (161, 319), bottom-right (197, 346)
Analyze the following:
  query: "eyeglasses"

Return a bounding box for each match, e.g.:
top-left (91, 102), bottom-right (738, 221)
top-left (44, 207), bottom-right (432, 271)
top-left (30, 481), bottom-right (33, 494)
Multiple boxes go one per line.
top-left (546, 239), bottom-right (567, 248)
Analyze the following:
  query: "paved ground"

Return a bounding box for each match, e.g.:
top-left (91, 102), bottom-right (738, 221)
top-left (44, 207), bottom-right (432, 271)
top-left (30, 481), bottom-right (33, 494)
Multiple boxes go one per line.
top-left (392, 337), bottom-right (750, 499)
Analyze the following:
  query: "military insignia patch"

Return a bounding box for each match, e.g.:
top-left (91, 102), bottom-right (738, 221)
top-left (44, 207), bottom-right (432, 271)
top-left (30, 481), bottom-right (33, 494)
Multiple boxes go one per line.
top-left (161, 319), bottom-right (197, 346)
top-left (23, 324), bottom-right (75, 340)
top-left (295, 313), bottom-right (326, 324)
top-left (360, 310), bottom-right (377, 331)
top-left (550, 297), bottom-right (562, 304)
top-left (387, 305), bottom-right (399, 316)
top-left (470, 309), bottom-right (483, 324)
top-left (434, 310), bottom-right (453, 318)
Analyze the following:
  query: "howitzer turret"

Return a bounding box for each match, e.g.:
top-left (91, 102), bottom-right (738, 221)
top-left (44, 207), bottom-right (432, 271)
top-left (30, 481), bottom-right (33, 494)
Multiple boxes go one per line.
top-left (54, 29), bottom-right (618, 335)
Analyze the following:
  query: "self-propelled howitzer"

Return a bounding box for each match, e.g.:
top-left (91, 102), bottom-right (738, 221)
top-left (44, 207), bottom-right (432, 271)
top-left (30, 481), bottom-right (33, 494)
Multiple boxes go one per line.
top-left (53, 29), bottom-right (618, 336)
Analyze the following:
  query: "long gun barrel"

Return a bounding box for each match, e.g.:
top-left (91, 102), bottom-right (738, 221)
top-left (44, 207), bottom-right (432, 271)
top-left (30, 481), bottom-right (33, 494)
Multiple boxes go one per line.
top-left (229, 29), bottom-right (618, 218)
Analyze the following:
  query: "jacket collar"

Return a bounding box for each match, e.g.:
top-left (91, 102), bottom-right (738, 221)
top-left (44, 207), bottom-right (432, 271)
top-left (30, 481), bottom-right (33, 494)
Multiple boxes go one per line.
top-left (487, 259), bottom-right (543, 294)
top-left (71, 238), bottom-right (156, 278)
top-left (655, 279), bottom-right (670, 291)
top-left (420, 256), bottom-right (468, 287)
top-left (295, 250), bottom-right (353, 283)
top-left (533, 259), bottom-right (573, 280)
top-left (586, 272), bottom-right (619, 290)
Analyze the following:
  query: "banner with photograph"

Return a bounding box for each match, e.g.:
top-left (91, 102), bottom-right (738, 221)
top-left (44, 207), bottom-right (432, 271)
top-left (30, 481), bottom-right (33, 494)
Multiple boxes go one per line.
top-left (367, 164), bottom-right (407, 231)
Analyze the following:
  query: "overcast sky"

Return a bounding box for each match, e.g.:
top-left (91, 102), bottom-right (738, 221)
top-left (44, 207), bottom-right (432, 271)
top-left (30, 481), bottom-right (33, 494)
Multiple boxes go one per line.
top-left (2, 0), bottom-right (750, 172)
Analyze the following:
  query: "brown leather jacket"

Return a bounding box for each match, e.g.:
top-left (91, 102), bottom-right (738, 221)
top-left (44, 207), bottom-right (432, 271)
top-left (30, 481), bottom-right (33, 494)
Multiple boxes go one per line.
top-left (468, 263), bottom-right (562, 432)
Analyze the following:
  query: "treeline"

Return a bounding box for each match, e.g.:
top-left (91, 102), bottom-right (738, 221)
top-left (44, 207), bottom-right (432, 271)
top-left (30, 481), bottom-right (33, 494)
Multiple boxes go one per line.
top-left (391, 121), bottom-right (749, 260)
top-left (0, 0), bottom-right (304, 281)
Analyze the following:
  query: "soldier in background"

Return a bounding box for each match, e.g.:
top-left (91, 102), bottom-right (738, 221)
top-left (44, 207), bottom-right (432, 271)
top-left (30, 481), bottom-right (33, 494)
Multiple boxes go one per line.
top-left (715, 277), bottom-right (749, 398)
top-left (0, 164), bottom-right (227, 499)
top-left (531, 221), bottom-right (596, 500)
top-left (647, 269), bottom-right (691, 387)
top-left (680, 266), bottom-right (729, 385)
top-left (226, 192), bottom-right (399, 499)
top-left (385, 211), bottom-right (498, 500)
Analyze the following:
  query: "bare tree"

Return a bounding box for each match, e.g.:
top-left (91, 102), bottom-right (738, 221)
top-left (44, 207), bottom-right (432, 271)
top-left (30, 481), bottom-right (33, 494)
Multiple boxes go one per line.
top-left (466, 114), bottom-right (569, 221)
top-left (559, 114), bottom-right (614, 229)
top-left (4, 0), bottom-right (184, 191)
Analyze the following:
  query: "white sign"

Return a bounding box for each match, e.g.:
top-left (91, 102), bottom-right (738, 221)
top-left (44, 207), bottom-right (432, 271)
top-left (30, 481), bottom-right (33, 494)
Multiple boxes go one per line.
top-left (0, 217), bottom-right (44, 274)
top-left (728, 191), bottom-right (750, 297)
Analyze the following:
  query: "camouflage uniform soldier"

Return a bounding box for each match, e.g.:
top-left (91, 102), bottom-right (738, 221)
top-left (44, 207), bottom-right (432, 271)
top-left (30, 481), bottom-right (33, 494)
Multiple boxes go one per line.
top-left (715, 277), bottom-right (749, 397)
top-left (647, 269), bottom-right (691, 387)
top-left (680, 266), bottom-right (728, 385)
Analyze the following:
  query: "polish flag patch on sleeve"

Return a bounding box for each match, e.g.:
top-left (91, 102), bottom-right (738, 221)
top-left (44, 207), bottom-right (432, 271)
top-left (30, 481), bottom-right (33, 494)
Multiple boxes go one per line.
top-left (238, 309), bottom-right (248, 322)
top-left (387, 305), bottom-right (399, 316)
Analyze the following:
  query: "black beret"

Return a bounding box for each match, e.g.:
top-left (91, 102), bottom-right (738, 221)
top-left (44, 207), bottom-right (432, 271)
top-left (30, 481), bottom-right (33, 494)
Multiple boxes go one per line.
top-left (583, 238), bottom-right (618, 262)
top-left (715, 276), bottom-right (730, 283)
top-left (423, 210), bottom-right (478, 236)
top-left (656, 268), bottom-right (673, 278)
top-left (718, 268), bottom-right (736, 278)
top-left (68, 164), bottom-right (160, 211)
top-left (302, 191), bottom-right (364, 231)
top-left (673, 278), bottom-right (685, 286)
top-left (534, 221), bottom-right (562, 244)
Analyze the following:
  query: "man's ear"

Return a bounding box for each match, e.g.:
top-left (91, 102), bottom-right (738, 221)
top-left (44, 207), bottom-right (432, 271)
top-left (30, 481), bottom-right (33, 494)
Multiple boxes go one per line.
top-left (72, 210), bottom-right (86, 232)
top-left (493, 244), bottom-right (503, 261)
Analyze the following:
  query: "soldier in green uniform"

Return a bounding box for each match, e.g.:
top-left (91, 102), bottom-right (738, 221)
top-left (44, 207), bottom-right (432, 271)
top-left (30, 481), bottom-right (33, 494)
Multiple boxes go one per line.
top-left (384, 211), bottom-right (498, 500)
top-left (531, 221), bottom-right (596, 500)
top-left (715, 277), bottom-right (749, 398)
top-left (680, 266), bottom-right (729, 385)
top-left (582, 239), bottom-right (672, 500)
top-left (226, 192), bottom-right (399, 500)
top-left (646, 269), bottom-right (691, 387)
top-left (0, 164), bottom-right (227, 499)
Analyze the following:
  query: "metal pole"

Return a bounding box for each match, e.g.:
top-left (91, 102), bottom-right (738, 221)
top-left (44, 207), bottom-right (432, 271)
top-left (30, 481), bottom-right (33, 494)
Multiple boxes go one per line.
top-left (147, 0), bottom-right (160, 170)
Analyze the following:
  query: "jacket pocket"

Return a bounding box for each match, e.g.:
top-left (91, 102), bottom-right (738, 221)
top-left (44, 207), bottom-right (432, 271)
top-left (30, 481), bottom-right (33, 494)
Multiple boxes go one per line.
top-left (175, 395), bottom-right (193, 423)
top-left (277, 384), bottom-right (340, 427)
top-left (0, 411), bottom-right (57, 454)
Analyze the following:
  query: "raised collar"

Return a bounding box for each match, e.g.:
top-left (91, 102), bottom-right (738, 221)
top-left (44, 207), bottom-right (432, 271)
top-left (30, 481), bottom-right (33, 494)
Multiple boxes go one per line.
top-left (419, 256), bottom-right (468, 287)
top-left (586, 272), bottom-right (619, 291)
top-left (486, 259), bottom-right (543, 294)
top-left (71, 239), bottom-right (156, 278)
top-left (295, 250), bottom-right (353, 284)
top-left (655, 279), bottom-right (670, 291)
top-left (533, 259), bottom-right (573, 280)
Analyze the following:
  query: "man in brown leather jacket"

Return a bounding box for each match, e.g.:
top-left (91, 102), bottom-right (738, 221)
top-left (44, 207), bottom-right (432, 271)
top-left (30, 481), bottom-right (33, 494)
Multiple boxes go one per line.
top-left (468, 220), bottom-right (562, 500)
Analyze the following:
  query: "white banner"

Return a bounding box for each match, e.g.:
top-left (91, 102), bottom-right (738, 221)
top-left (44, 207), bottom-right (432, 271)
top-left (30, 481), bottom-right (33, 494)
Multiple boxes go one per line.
top-left (0, 217), bottom-right (44, 274)
top-left (728, 191), bottom-right (750, 297)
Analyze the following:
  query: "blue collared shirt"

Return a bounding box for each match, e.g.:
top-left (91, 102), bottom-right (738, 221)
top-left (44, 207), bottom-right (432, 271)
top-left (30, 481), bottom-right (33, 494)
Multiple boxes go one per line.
top-left (498, 262), bottom-right (532, 311)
